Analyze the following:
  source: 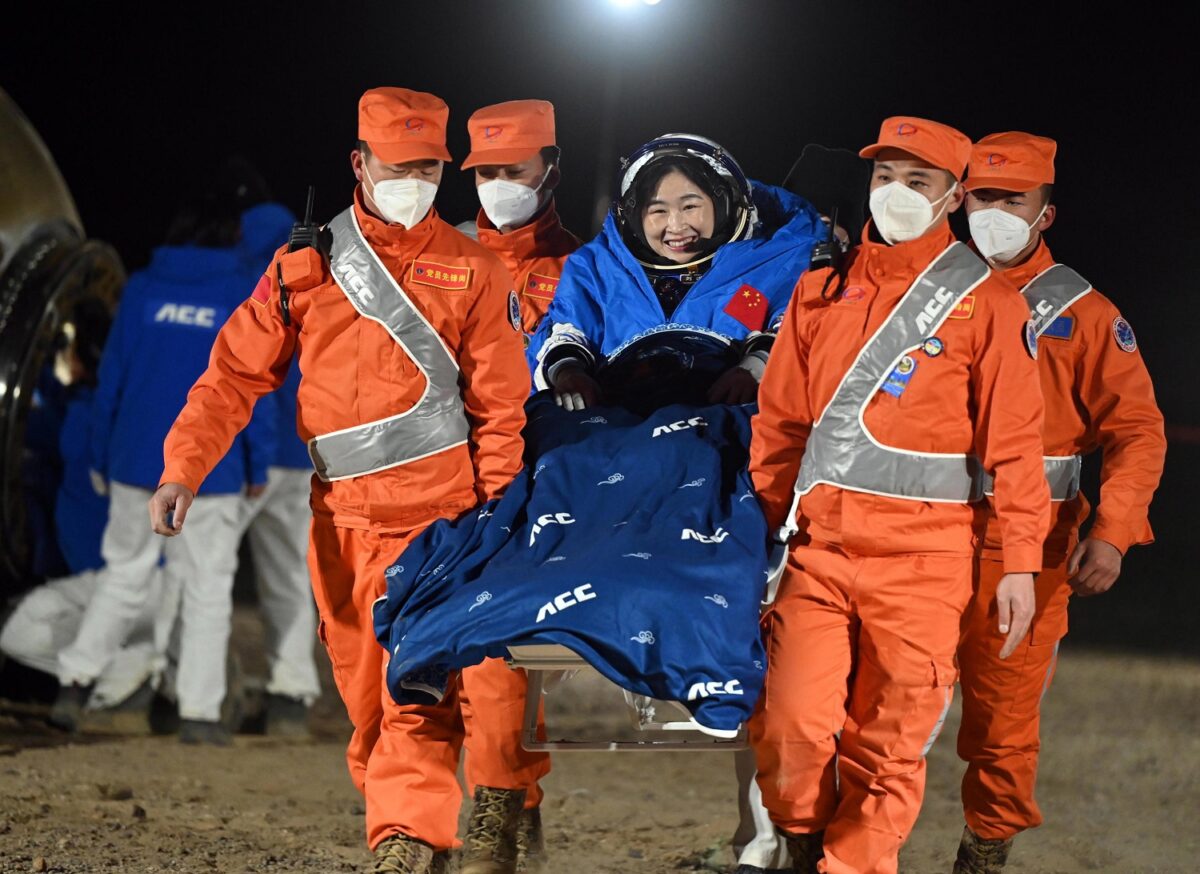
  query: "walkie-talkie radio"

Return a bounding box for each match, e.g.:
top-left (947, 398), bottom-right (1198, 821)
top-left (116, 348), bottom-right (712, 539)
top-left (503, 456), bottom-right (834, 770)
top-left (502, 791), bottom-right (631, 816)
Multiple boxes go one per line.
top-left (276, 186), bottom-right (331, 326)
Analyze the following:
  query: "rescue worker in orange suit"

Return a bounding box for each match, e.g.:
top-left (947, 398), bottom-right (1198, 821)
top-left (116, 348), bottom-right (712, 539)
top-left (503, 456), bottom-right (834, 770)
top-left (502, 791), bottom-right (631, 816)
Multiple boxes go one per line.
top-left (149, 88), bottom-right (537, 874)
top-left (459, 99), bottom-right (580, 341)
top-left (450, 97), bottom-right (582, 872)
top-left (748, 117), bottom-right (1051, 874)
top-left (953, 133), bottom-right (1166, 873)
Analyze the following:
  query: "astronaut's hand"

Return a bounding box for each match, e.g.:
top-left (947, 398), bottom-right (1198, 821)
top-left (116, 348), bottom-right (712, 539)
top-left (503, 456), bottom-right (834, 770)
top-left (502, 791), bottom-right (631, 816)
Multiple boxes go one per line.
top-left (149, 482), bottom-right (195, 536)
top-left (996, 572), bottom-right (1036, 660)
top-left (552, 364), bottom-right (601, 411)
top-left (1068, 538), bottom-right (1122, 597)
top-left (707, 365), bottom-right (759, 405)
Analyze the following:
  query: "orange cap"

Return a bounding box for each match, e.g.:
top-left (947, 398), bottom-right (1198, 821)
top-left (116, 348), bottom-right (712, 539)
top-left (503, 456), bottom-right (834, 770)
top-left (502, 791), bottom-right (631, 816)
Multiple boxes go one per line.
top-left (964, 132), bottom-right (1057, 192)
top-left (859, 116), bottom-right (972, 179)
top-left (358, 87), bottom-right (451, 164)
top-left (461, 100), bottom-right (556, 170)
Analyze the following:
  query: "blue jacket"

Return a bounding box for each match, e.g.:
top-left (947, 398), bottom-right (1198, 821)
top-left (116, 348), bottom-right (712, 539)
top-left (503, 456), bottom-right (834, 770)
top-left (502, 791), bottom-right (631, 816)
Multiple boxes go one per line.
top-left (527, 181), bottom-right (823, 386)
top-left (237, 203), bottom-right (310, 471)
top-left (91, 244), bottom-right (276, 494)
top-left (374, 397), bottom-right (769, 732)
top-left (56, 387), bottom-right (108, 573)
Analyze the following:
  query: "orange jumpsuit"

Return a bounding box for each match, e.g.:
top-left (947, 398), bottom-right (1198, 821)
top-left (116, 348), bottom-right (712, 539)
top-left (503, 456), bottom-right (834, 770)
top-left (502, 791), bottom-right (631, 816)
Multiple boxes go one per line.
top-left (161, 191), bottom-right (546, 851)
top-left (458, 198), bottom-right (578, 812)
top-left (749, 222), bottom-right (1050, 874)
top-left (474, 198), bottom-right (580, 335)
top-left (958, 239), bottom-right (1166, 840)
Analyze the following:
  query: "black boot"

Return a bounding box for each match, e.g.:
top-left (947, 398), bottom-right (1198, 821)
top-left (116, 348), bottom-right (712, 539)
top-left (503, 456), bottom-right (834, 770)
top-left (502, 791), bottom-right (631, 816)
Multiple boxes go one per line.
top-left (48, 682), bottom-right (93, 732)
top-left (952, 826), bottom-right (1013, 873)
top-left (784, 830), bottom-right (825, 874)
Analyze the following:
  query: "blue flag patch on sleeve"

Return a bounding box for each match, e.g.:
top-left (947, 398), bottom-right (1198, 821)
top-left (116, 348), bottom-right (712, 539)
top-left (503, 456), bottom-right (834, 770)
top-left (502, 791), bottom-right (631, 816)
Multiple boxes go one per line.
top-left (1041, 315), bottom-right (1074, 340)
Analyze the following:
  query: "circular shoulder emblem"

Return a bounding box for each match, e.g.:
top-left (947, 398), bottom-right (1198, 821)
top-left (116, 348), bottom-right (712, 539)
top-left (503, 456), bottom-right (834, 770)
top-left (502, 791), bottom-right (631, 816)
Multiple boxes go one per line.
top-left (921, 337), bottom-right (944, 357)
top-left (896, 355), bottom-right (916, 375)
top-left (1112, 316), bottom-right (1137, 353)
top-left (507, 290), bottom-right (522, 333)
top-left (1023, 319), bottom-right (1038, 360)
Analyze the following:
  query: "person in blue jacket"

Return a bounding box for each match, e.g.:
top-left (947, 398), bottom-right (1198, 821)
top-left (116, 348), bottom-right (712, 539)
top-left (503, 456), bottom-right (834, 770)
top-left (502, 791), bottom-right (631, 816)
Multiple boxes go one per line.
top-left (51, 159), bottom-right (278, 744)
top-left (526, 134), bottom-right (823, 874)
top-left (527, 133), bottom-right (825, 412)
top-left (1, 300), bottom-right (160, 718)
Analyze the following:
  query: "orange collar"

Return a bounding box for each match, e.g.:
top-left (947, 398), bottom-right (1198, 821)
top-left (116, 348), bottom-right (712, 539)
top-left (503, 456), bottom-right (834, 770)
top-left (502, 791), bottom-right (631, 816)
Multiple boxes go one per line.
top-left (475, 198), bottom-right (564, 257)
top-left (352, 186), bottom-right (438, 247)
top-left (996, 238), bottom-right (1056, 290)
top-left (857, 219), bottom-right (958, 274)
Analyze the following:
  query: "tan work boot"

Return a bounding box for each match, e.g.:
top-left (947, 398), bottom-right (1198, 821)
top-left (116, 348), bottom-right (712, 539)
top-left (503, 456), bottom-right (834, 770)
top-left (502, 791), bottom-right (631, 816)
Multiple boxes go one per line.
top-left (372, 834), bottom-right (435, 873)
top-left (953, 826), bottom-right (1013, 873)
top-left (514, 806), bottom-right (545, 872)
top-left (461, 786), bottom-right (526, 874)
top-left (785, 830), bottom-right (825, 874)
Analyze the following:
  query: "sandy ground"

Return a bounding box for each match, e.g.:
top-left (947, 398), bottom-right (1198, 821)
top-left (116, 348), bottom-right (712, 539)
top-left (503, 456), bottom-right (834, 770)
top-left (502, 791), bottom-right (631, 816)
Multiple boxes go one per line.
top-left (0, 610), bottom-right (1197, 874)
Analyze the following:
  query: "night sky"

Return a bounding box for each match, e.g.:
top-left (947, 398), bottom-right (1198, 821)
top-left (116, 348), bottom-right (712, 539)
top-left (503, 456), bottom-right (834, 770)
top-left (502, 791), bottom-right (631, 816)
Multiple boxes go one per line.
top-left (4, 1), bottom-right (1195, 649)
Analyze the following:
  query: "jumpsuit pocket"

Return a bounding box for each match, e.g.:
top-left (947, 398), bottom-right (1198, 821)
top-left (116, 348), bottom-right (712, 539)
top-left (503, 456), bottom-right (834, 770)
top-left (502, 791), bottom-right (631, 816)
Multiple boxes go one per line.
top-left (1008, 603), bottom-right (1066, 717)
top-left (882, 650), bottom-right (957, 761)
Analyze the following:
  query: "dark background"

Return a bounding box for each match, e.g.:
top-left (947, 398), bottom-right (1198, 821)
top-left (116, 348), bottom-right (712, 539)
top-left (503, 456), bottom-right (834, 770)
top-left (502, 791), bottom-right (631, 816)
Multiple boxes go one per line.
top-left (3, 0), bottom-right (1195, 654)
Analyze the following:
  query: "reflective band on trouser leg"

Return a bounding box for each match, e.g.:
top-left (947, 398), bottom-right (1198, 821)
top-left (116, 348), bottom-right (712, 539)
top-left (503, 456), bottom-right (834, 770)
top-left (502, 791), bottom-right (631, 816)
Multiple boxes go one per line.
top-left (981, 454), bottom-right (1081, 502)
top-left (920, 686), bottom-right (953, 757)
top-left (784, 243), bottom-right (990, 537)
top-left (308, 208), bottom-right (470, 482)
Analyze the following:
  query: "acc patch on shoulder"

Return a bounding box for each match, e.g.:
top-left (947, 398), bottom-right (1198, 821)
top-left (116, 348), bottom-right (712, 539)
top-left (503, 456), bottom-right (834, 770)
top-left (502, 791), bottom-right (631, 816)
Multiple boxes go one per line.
top-left (507, 290), bottom-right (522, 332)
top-left (1023, 319), bottom-right (1038, 360)
top-left (524, 272), bottom-right (560, 301)
top-left (1112, 316), bottom-right (1137, 352)
top-left (409, 259), bottom-right (473, 291)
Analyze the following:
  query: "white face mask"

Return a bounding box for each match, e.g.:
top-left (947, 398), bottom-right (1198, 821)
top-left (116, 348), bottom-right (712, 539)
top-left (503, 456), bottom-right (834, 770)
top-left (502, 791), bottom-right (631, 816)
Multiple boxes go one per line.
top-left (363, 164), bottom-right (438, 229)
top-left (477, 167), bottom-right (550, 231)
top-left (967, 203), bottom-right (1048, 264)
top-left (869, 180), bottom-right (958, 245)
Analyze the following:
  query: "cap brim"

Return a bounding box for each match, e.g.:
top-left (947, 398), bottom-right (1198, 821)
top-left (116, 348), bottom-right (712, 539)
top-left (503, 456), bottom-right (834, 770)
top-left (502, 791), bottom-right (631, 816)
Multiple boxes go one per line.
top-left (461, 146), bottom-right (544, 170)
top-left (963, 174), bottom-right (1045, 193)
top-left (368, 140), bottom-right (452, 164)
top-left (859, 142), bottom-right (956, 175)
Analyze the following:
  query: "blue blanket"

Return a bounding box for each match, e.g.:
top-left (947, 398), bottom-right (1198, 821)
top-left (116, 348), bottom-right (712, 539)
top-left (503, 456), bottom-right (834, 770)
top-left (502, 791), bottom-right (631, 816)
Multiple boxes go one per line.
top-left (372, 395), bottom-right (769, 732)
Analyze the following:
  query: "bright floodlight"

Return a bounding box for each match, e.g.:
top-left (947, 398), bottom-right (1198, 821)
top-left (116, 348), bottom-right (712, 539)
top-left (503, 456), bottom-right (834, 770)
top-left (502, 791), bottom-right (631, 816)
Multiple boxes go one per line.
top-left (643, 0), bottom-right (663, 4)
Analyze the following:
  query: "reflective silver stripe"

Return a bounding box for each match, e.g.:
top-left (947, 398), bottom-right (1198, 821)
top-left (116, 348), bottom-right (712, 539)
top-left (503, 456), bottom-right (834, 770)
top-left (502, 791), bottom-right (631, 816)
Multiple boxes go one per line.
top-left (983, 454), bottom-right (1081, 502)
top-left (784, 243), bottom-right (989, 537)
top-left (980, 263), bottom-right (1092, 502)
top-left (1038, 640), bottom-right (1060, 706)
top-left (307, 208), bottom-right (470, 482)
top-left (920, 686), bottom-right (953, 758)
top-left (1022, 262), bottom-right (1092, 336)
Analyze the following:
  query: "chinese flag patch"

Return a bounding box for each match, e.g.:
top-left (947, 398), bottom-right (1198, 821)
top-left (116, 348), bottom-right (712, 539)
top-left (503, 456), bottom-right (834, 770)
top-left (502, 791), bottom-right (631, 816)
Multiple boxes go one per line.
top-left (947, 294), bottom-right (975, 320)
top-left (250, 273), bottom-right (272, 305)
top-left (524, 272), bottom-right (560, 301)
top-left (724, 284), bottom-right (768, 331)
top-left (409, 260), bottom-right (473, 291)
